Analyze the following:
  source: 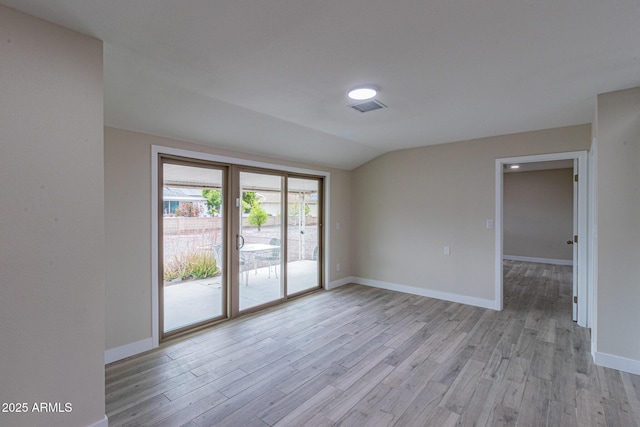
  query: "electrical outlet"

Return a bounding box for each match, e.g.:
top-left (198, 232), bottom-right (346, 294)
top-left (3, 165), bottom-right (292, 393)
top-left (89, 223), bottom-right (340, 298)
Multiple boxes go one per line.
top-left (336, 263), bottom-right (341, 271)
top-left (444, 246), bottom-right (450, 255)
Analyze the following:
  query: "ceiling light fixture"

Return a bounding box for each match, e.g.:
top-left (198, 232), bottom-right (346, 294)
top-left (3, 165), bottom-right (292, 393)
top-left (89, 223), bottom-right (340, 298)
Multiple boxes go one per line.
top-left (510, 165), bottom-right (520, 169)
top-left (347, 85), bottom-right (378, 101)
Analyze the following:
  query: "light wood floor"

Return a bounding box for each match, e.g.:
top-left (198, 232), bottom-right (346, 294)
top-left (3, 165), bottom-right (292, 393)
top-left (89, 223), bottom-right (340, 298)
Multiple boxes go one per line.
top-left (106, 261), bottom-right (640, 426)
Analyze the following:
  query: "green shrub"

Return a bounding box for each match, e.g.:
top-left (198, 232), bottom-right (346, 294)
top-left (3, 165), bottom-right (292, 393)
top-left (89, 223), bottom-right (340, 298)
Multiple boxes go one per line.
top-left (190, 252), bottom-right (219, 279)
top-left (164, 251), bottom-right (219, 282)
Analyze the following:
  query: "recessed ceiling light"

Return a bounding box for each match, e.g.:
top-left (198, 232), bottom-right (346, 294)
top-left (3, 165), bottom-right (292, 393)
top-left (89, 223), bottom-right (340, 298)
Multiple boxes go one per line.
top-left (347, 85), bottom-right (378, 101)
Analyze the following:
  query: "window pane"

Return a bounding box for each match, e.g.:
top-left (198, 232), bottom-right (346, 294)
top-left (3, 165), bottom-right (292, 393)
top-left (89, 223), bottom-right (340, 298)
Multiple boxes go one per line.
top-left (287, 177), bottom-right (320, 295)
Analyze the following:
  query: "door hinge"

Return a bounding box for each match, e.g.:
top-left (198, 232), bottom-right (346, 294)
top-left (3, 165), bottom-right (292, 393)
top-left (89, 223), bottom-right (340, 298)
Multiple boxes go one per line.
top-left (574, 296), bottom-right (578, 304)
top-left (574, 235), bottom-right (578, 243)
top-left (574, 174), bottom-right (578, 182)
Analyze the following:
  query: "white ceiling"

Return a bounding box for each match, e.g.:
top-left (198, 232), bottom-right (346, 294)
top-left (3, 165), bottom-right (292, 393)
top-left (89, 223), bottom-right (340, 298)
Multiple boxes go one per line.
top-left (4, 1), bottom-right (639, 170)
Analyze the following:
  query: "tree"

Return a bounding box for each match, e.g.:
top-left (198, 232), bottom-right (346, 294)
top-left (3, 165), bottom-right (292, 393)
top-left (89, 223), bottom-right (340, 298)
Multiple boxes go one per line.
top-left (248, 201), bottom-right (268, 231)
top-left (289, 202), bottom-right (310, 217)
top-left (201, 189), bottom-right (222, 215)
top-left (242, 191), bottom-right (259, 213)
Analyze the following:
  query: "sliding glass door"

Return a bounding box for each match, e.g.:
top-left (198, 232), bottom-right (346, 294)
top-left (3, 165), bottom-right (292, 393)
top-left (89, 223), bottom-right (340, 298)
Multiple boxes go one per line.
top-left (160, 158), bottom-right (227, 337)
top-left (287, 177), bottom-right (322, 295)
top-left (158, 156), bottom-right (323, 339)
top-left (237, 171), bottom-right (284, 312)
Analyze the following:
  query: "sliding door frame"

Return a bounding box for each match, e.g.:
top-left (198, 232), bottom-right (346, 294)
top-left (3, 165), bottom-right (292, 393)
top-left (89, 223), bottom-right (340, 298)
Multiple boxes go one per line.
top-left (158, 154), bottom-right (231, 341)
top-left (286, 173), bottom-right (324, 299)
top-left (151, 145), bottom-right (330, 347)
top-left (231, 166), bottom-right (325, 317)
top-left (231, 165), bottom-right (287, 317)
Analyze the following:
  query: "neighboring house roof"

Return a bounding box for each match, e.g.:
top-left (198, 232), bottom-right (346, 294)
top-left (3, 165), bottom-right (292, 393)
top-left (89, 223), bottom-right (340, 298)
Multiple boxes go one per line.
top-left (163, 187), bottom-right (207, 202)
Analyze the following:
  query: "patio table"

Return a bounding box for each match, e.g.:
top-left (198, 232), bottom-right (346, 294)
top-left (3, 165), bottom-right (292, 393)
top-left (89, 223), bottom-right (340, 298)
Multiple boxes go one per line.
top-left (239, 243), bottom-right (280, 285)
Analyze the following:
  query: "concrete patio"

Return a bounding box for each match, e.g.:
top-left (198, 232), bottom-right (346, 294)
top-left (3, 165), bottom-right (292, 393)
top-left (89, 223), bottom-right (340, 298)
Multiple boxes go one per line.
top-left (163, 260), bottom-right (319, 332)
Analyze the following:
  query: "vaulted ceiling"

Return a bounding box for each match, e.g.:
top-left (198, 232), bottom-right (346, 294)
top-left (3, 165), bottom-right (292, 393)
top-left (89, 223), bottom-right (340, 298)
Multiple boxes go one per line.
top-left (3, 0), bottom-right (639, 169)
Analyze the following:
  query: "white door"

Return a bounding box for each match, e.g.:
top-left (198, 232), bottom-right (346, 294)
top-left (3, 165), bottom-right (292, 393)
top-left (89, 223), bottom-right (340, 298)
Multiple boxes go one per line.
top-left (574, 153), bottom-right (589, 327)
top-left (572, 159), bottom-right (578, 322)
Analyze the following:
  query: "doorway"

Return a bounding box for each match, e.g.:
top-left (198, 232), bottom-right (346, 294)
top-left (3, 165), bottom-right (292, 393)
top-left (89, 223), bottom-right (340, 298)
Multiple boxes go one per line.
top-left (156, 151), bottom-right (325, 341)
top-left (495, 151), bottom-right (589, 327)
top-left (502, 161), bottom-right (574, 321)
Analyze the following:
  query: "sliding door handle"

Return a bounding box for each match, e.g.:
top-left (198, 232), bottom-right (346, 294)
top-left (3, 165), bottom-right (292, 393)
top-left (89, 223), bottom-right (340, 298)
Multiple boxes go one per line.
top-left (237, 234), bottom-right (245, 250)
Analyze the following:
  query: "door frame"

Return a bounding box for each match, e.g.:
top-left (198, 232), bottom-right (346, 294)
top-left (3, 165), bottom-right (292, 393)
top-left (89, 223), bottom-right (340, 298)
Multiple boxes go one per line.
top-left (158, 155), bottom-right (230, 340)
top-left (495, 150), bottom-right (590, 327)
top-left (231, 167), bottom-right (325, 317)
top-left (286, 174), bottom-right (324, 299)
top-left (151, 145), bottom-right (330, 348)
top-left (232, 166), bottom-right (287, 317)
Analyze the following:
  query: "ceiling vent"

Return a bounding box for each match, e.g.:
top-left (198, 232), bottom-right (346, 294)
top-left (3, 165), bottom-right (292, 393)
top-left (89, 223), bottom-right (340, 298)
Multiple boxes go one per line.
top-left (349, 99), bottom-right (387, 113)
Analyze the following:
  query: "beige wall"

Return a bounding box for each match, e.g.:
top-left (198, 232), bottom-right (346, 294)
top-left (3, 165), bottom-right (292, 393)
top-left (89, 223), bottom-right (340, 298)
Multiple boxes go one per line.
top-left (504, 168), bottom-right (574, 261)
top-left (4, 5), bottom-right (639, 416)
top-left (0, 6), bottom-right (105, 427)
top-left (105, 127), bottom-right (352, 350)
top-left (595, 86), bottom-right (640, 363)
top-left (352, 125), bottom-right (590, 302)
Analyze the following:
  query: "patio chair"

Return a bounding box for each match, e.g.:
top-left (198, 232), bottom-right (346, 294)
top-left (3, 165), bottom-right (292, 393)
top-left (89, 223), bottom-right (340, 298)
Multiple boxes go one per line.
top-left (213, 243), bottom-right (248, 285)
top-left (212, 244), bottom-right (223, 267)
top-left (254, 238), bottom-right (280, 278)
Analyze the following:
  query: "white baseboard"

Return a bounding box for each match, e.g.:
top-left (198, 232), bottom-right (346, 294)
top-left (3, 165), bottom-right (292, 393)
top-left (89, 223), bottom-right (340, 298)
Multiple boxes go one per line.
top-left (503, 255), bottom-right (573, 266)
top-left (88, 415), bottom-right (108, 427)
top-left (352, 277), bottom-right (497, 310)
top-left (105, 337), bottom-right (154, 364)
top-left (326, 276), bottom-right (355, 290)
top-left (594, 351), bottom-right (640, 376)
top-left (106, 277), bottom-right (497, 363)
